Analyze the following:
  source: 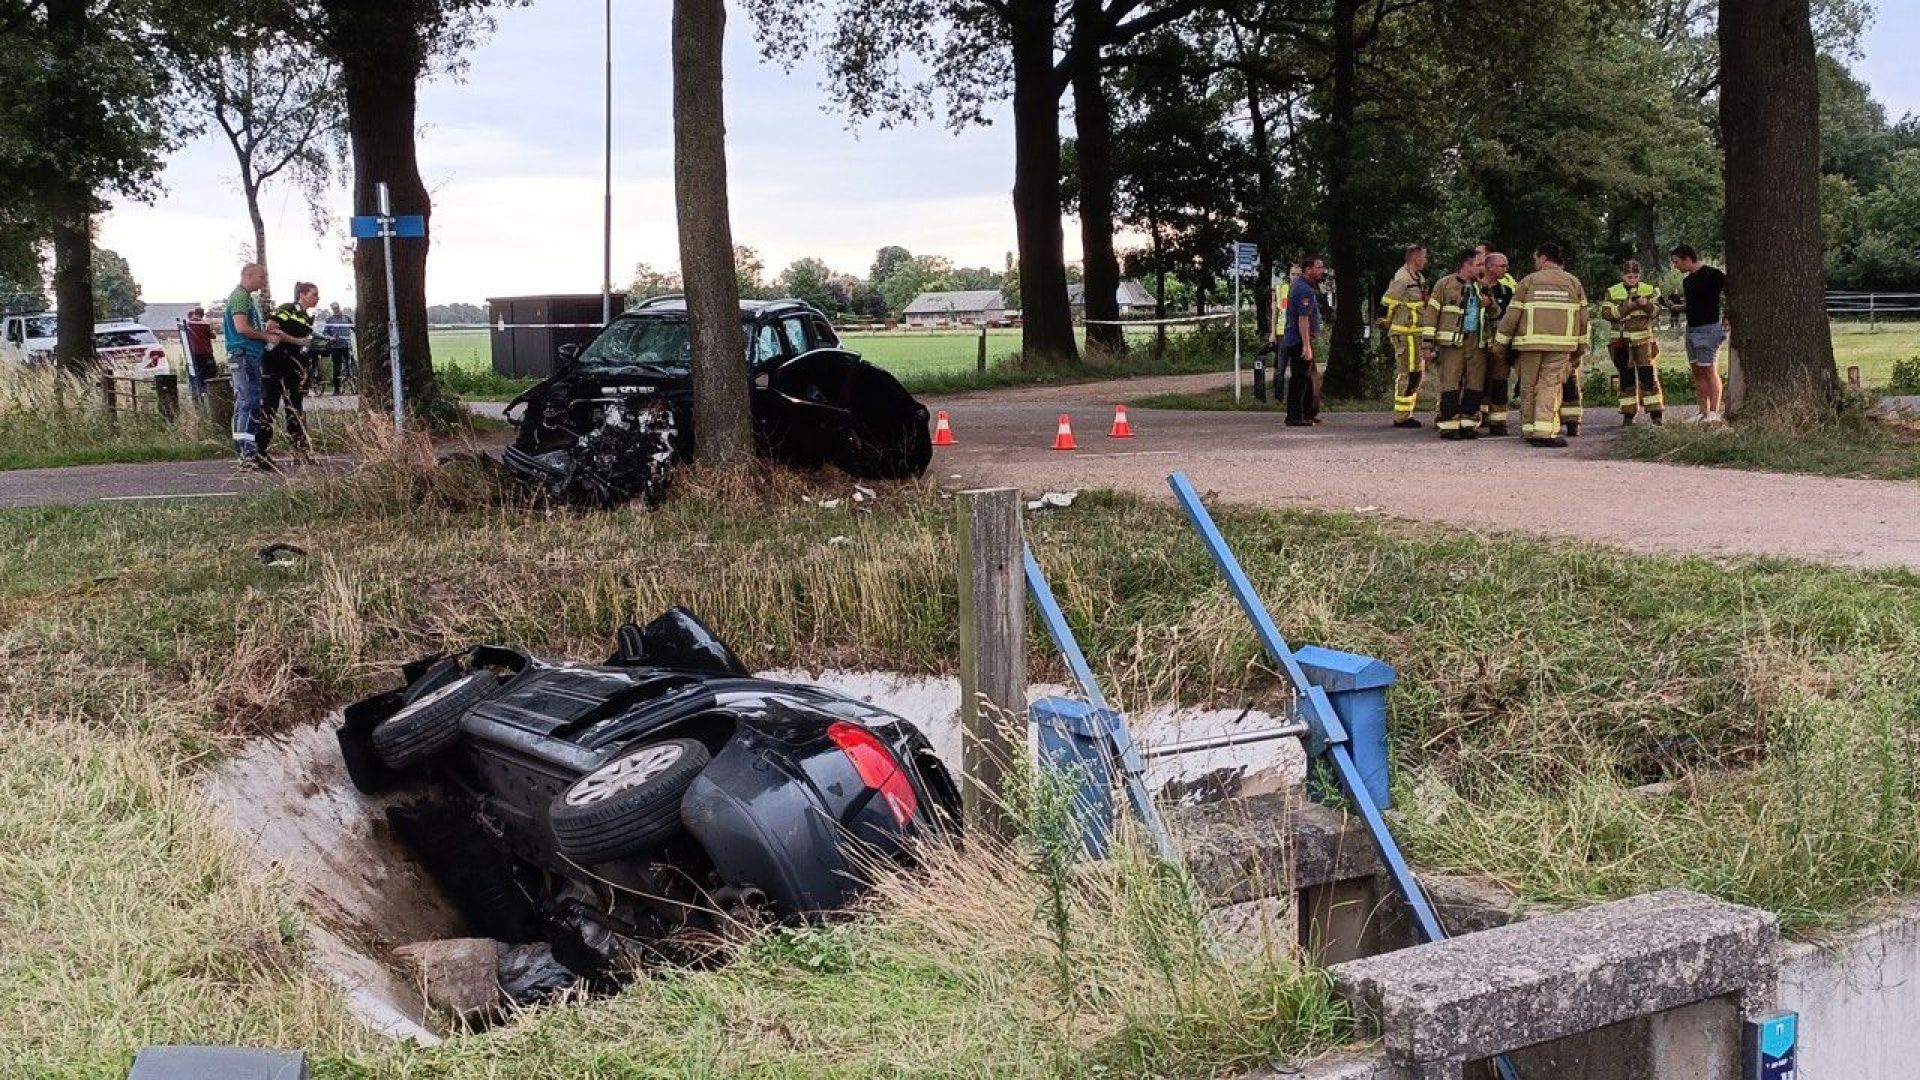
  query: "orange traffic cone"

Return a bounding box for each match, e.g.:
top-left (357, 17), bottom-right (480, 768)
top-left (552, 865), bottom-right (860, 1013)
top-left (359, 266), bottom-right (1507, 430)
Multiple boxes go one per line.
top-left (1109, 403), bottom-right (1135, 438)
top-left (1052, 414), bottom-right (1078, 451)
top-left (933, 410), bottom-right (956, 446)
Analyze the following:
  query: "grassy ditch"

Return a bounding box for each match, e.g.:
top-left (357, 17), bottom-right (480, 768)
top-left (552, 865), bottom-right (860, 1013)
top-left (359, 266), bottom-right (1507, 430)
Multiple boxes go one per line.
top-left (4, 450), bottom-right (1920, 1070)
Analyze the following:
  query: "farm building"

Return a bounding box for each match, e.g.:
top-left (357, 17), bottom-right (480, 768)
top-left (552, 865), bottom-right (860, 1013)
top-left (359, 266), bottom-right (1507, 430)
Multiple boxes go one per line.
top-left (902, 290), bottom-right (1006, 328)
top-left (1069, 280), bottom-right (1156, 318)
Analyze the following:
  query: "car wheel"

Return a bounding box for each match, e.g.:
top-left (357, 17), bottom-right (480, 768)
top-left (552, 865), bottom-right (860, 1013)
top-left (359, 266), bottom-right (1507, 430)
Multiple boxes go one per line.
top-left (370, 670), bottom-right (493, 769)
top-left (549, 738), bottom-right (711, 864)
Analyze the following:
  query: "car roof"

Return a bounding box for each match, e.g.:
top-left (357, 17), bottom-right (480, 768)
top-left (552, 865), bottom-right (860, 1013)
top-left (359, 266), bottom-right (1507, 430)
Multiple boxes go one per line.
top-left (624, 297), bottom-right (816, 318)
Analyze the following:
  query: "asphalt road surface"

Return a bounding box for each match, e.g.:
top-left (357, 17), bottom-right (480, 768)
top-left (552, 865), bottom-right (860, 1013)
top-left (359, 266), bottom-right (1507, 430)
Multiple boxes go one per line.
top-left (5, 372), bottom-right (1918, 571)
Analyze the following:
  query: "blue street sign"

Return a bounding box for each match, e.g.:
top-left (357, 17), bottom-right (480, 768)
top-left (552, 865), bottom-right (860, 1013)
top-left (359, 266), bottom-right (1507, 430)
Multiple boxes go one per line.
top-left (1233, 242), bottom-right (1259, 277)
top-left (350, 214), bottom-right (426, 240)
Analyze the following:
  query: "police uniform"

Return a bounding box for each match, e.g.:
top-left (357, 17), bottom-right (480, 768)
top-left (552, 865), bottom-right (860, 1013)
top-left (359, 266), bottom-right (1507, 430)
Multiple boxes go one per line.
top-left (1419, 272), bottom-right (1501, 438)
top-left (1492, 265), bottom-right (1589, 447)
top-left (260, 302), bottom-right (315, 455)
top-left (1600, 280), bottom-right (1666, 424)
top-left (1380, 265), bottom-right (1427, 425)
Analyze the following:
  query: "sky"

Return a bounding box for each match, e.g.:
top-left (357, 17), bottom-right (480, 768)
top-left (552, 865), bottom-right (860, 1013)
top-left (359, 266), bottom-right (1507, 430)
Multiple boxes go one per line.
top-left (99, 0), bottom-right (1920, 308)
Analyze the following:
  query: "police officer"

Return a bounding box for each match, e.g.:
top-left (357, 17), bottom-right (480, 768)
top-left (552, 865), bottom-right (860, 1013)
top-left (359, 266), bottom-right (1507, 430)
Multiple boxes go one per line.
top-left (1600, 259), bottom-right (1665, 425)
top-left (1419, 249), bottom-right (1501, 439)
top-left (259, 282), bottom-right (320, 461)
top-left (1379, 244), bottom-right (1430, 428)
top-left (1491, 242), bottom-right (1589, 449)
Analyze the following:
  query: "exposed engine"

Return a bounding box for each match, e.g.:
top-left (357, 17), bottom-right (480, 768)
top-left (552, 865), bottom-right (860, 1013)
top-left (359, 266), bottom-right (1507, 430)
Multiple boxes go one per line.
top-left (502, 395), bottom-right (678, 509)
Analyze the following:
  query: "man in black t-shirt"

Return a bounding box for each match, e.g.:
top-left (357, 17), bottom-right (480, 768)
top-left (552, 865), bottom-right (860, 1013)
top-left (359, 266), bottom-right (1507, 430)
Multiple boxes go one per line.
top-left (1670, 245), bottom-right (1729, 422)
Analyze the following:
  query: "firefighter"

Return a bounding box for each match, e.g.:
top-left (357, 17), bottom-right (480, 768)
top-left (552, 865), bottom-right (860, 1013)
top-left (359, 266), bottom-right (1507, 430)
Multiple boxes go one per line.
top-left (1379, 244), bottom-right (1429, 428)
top-left (1419, 249), bottom-right (1501, 439)
top-left (1491, 242), bottom-right (1589, 449)
top-left (259, 282), bottom-right (319, 461)
top-left (1480, 250), bottom-right (1518, 435)
top-left (1600, 259), bottom-right (1666, 425)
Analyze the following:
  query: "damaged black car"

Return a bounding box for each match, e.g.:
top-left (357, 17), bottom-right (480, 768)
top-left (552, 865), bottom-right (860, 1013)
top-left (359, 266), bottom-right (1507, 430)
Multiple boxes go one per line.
top-left (337, 608), bottom-right (960, 981)
top-left (502, 298), bottom-right (934, 506)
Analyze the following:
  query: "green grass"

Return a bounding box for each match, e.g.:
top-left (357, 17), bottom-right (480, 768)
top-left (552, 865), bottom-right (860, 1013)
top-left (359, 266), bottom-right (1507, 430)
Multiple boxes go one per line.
top-left (1614, 411), bottom-right (1920, 481)
top-left (7, 454), bottom-right (1920, 1071)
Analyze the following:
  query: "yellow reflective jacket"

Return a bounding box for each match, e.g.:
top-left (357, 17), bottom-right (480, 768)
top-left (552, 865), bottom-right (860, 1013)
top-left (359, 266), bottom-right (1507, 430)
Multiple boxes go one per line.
top-left (1419, 273), bottom-right (1503, 347)
top-left (1494, 266), bottom-right (1589, 352)
top-left (1600, 281), bottom-right (1660, 344)
top-left (1380, 265), bottom-right (1427, 336)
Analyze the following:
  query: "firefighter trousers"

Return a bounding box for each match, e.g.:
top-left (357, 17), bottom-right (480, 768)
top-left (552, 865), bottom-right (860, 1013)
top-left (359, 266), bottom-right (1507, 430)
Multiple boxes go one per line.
top-left (1434, 343), bottom-right (1486, 433)
top-left (1609, 340), bottom-right (1665, 418)
top-left (1390, 331), bottom-right (1424, 417)
top-left (1560, 355), bottom-right (1585, 432)
top-left (1482, 348), bottom-right (1511, 430)
top-left (1516, 350), bottom-right (1574, 440)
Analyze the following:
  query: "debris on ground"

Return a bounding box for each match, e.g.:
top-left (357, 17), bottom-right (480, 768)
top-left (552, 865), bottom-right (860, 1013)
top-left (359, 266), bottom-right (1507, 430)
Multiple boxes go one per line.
top-left (497, 942), bottom-right (580, 1007)
top-left (256, 542), bottom-right (308, 566)
top-left (1026, 491), bottom-right (1078, 512)
top-left (828, 535), bottom-right (851, 546)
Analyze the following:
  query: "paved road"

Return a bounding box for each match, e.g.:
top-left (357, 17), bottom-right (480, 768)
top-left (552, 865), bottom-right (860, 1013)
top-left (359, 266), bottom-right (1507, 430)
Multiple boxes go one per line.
top-left (6, 374), bottom-right (1918, 570)
top-left (920, 372), bottom-right (1920, 571)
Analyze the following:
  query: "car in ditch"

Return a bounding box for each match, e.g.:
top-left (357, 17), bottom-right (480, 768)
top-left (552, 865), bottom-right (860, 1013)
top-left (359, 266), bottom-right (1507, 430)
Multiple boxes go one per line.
top-left (501, 298), bottom-right (933, 507)
top-left (336, 608), bottom-right (961, 977)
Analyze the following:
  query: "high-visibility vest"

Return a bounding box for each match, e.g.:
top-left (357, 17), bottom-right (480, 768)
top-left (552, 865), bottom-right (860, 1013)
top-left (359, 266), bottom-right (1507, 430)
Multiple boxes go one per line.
top-left (1380, 266), bottom-right (1426, 335)
top-left (1600, 281), bottom-right (1660, 344)
top-left (1493, 266), bottom-right (1589, 351)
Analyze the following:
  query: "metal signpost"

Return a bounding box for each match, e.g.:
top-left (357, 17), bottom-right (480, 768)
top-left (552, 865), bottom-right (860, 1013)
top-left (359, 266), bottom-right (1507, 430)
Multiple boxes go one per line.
top-left (1231, 242), bottom-right (1257, 402)
top-left (349, 182), bottom-right (425, 432)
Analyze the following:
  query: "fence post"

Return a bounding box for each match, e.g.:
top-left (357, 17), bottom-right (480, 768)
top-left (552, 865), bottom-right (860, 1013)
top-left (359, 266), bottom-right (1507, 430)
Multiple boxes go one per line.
top-left (977, 323), bottom-right (988, 378)
top-left (956, 487), bottom-right (1025, 842)
top-left (155, 373), bottom-right (179, 421)
top-left (99, 374), bottom-right (117, 426)
top-left (1869, 293), bottom-right (1877, 331)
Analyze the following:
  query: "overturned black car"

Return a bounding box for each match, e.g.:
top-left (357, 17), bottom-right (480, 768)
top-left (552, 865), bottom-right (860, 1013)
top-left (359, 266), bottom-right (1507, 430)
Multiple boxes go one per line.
top-left (502, 298), bottom-right (934, 506)
top-left (337, 608), bottom-right (961, 977)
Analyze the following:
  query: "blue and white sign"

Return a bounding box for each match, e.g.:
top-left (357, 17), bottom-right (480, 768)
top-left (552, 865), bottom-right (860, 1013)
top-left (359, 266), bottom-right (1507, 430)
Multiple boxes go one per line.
top-left (1232, 242), bottom-right (1259, 277)
top-left (350, 214), bottom-right (426, 240)
top-left (1745, 1011), bottom-right (1798, 1080)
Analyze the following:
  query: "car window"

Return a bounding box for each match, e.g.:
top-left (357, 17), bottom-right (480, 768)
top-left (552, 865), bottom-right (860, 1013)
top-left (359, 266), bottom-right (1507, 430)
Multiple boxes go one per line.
top-left (24, 315), bottom-right (57, 340)
top-left (581, 317), bottom-right (693, 374)
top-left (94, 328), bottom-right (154, 349)
top-left (779, 316), bottom-right (813, 355)
top-left (755, 323), bottom-right (784, 364)
top-left (808, 315), bottom-right (838, 347)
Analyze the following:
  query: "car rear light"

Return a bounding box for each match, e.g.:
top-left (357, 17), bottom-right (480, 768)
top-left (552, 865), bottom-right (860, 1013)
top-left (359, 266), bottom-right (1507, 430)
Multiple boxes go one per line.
top-left (148, 348), bottom-right (165, 361)
top-left (827, 721), bottom-right (918, 827)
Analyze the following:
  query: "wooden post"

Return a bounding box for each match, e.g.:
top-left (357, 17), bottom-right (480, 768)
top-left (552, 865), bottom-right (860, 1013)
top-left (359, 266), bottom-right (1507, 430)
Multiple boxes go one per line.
top-left (976, 323), bottom-right (988, 378)
top-left (956, 487), bottom-right (1025, 841)
top-left (99, 374), bottom-right (117, 425)
top-left (154, 373), bottom-right (179, 421)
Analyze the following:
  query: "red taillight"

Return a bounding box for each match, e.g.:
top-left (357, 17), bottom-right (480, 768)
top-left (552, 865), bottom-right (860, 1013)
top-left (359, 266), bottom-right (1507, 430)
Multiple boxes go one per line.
top-left (827, 721), bottom-right (918, 827)
top-left (148, 348), bottom-right (165, 360)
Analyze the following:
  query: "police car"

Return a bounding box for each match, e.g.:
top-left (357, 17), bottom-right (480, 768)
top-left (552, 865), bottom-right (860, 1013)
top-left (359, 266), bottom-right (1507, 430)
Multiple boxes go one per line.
top-left (1, 312), bottom-right (171, 376)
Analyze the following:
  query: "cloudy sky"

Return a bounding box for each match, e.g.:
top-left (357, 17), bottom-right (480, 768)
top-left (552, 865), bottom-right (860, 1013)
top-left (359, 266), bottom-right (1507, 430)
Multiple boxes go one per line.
top-left (99, 0), bottom-right (1920, 308)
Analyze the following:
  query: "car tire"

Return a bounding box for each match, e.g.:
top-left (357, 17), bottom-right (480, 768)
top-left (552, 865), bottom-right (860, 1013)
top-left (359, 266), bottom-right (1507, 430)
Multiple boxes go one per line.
top-left (370, 670), bottom-right (493, 769)
top-left (549, 738), bottom-right (711, 864)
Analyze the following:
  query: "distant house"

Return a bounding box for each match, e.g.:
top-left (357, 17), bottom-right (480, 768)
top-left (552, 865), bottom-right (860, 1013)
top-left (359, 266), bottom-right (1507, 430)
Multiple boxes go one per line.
top-left (1068, 280), bottom-right (1156, 319)
top-left (902, 290), bottom-right (1006, 328)
top-left (140, 301), bottom-right (201, 340)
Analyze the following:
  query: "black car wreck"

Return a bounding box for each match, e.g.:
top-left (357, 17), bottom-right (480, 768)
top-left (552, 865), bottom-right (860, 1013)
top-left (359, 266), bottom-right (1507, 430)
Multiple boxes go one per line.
top-left (336, 608), bottom-right (961, 981)
top-left (501, 298), bottom-right (934, 507)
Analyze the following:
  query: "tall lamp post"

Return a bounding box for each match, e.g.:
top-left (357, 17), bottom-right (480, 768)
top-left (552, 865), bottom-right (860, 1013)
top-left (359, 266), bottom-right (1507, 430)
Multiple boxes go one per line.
top-left (601, 0), bottom-right (614, 325)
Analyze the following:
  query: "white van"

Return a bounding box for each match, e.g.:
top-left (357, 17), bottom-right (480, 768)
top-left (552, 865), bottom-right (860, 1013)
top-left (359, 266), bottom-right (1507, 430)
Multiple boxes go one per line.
top-left (1, 313), bottom-right (171, 376)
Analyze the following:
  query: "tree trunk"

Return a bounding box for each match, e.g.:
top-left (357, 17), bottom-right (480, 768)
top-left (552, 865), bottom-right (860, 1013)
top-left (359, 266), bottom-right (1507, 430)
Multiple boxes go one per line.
top-left (1069, 23), bottom-right (1123, 358)
top-left (1246, 78), bottom-right (1277, 340)
top-left (673, 0), bottom-right (752, 466)
top-left (246, 180), bottom-right (271, 309)
top-left (331, 0), bottom-right (438, 419)
top-left (46, 0), bottom-right (95, 375)
top-left (1719, 0), bottom-right (1837, 416)
top-left (1321, 0), bottom-right (1364, 399)
top-left (1010, 0), bottom-right (1078, 365)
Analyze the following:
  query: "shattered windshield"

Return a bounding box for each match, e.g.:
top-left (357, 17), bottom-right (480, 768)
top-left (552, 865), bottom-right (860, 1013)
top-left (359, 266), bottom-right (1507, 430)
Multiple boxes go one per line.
top-left (581, 318), bottom-right (694, 375)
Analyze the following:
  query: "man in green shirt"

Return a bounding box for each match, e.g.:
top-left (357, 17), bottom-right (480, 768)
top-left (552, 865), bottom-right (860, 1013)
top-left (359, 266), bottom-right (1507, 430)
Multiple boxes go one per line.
top-left (221, 263), bottom-right (277, 467)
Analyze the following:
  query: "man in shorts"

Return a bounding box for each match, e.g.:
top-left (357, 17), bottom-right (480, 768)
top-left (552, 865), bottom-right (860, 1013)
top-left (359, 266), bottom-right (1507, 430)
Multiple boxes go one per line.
top-left (1670, 245), bottom-right (1728, 422)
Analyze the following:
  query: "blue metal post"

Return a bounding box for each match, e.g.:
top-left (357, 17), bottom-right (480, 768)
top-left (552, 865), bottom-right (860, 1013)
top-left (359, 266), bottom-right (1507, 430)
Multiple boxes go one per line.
top-left (1023, 546), bottom-right (1180, 863)
top-left (1166, 472), bottom-right (1520, 1080)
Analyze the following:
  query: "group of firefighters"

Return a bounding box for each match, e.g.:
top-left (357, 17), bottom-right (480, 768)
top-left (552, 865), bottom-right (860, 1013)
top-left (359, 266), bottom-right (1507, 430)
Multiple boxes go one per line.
top-left (1375, 241), bottom-right (1671, 447)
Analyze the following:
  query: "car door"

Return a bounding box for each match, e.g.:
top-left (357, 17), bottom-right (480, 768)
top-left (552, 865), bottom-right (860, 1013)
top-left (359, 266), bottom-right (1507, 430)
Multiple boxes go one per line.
top-left (759, 318), bottom-right (856, 468)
